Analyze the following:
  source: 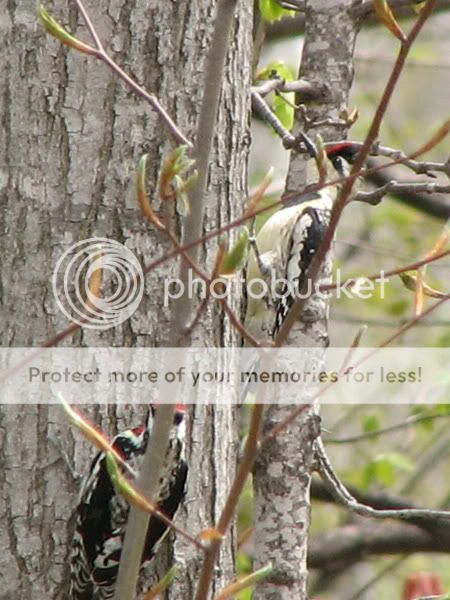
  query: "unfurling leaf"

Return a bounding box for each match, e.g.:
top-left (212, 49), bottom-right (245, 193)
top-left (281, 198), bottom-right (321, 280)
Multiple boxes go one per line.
top-left (137, 154), bottom-right (166, 230)
top-left (399, 271), bottom-right (446, 300)
top-left (273, 93), bottom-right (294, 130)
top-left (213, 564), bottom-right (273, 600)
top-left (58, 394), bottom-right (138, 476)
top-left (373, 0), bottom-right (406, 42)
top-left (87, 245), bottom-right (103, 302)
top-left (411, 0), bottom-right (427, 14)
top-left (106, 452), bottom-right (159, 515)
top-left (220, 228), bottom-right (250, 276)
top-left (39, 7), bottom-right (96, 54)
top-left (314, 135), bottom-right (329, 185)
top-left (143, 566), bottom-right (178, 599)
top-left (414, 268), bottom-right (425, 316)
top-left (342, 106), bottom-right (359, 126)
top-left (425, 219), bottom-right (450, 258)
top-left (159, 146), bottom-right (196, 214)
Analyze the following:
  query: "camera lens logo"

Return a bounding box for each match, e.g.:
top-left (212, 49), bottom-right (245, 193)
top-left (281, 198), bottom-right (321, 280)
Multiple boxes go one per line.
top-left (52, 238), bottom-right (144, 330)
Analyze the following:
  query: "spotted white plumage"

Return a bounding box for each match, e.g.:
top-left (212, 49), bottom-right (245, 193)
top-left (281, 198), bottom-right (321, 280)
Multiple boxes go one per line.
top-left (69, 407), bottom-right (187, 600)
top-left (244, 142), bottom-right (359, 341)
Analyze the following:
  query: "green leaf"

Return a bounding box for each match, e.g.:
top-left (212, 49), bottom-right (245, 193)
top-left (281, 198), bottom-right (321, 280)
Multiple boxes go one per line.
top-left (143, 565), bottom-right (177, 599)
top-left (258, 61), bottom-right (294, 83)
top-left (364, 453), bottom-right (414, 488)
top-left (220, 228), bottom-right (250, 276)
top-left (362, 414), bottom-right (381, 435)
top-left (256, 62), bottom-right (295, 131)
top-left (214, 565), bottom-right (272, 600)
top-left (258, 0), bottom-right (295, 22)
top-left (38, 6), bottom-right (96, 54)
top-left (237, 551), bottom-right (252, 574)
top-left (237, 589), bottom-right (253, 600)
top-left (272, 94), bottom-right (294, 130)
top-left (373, 0), bottom-right (406, 42)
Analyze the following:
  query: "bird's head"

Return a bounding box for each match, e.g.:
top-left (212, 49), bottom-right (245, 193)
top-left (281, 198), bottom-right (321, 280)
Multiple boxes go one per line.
top-left (147, 403), bottom-right (186, 428)
top-left (300, 133), bottom-right (360, 195)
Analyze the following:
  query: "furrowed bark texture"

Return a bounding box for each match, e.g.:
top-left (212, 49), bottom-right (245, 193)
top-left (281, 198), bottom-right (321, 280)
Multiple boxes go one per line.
top-left (252, 2), bottom-right (358, 599)
top-left (0, 1), bottom-right (252, 598)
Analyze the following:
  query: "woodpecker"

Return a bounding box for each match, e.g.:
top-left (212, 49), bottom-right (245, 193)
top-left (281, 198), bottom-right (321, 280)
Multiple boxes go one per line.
top-left (69, 405), bottom-right (187, 600)
top-left (244, 140), bottom-right (359, 341)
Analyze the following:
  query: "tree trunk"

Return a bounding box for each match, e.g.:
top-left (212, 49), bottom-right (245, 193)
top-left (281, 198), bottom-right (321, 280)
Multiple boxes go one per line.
top-left (0, 1), bottom-right (252, 598)
top-left (252, 2), bottom-right (358, 599)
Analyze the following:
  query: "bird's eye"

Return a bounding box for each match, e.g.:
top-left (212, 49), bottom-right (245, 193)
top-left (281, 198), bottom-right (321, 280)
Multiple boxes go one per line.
top-left (332, 156), bottom-right (345, 175)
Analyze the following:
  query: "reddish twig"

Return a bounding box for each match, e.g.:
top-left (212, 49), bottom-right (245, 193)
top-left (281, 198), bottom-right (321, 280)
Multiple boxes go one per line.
top-left (73, 0), bottom-right (191, 147)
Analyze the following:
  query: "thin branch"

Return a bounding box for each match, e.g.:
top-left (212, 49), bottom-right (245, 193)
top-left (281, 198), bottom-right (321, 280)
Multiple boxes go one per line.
top-left (253, 78), bottom-right (322, 99)
top-left (322, 140), bottom-right (450, 177)
top-left (320, 248), bottom-right (450, 292)
top-left (308, 522), bottom-right (450, 569)
top-left (251, 88), bottom-right (296, 148)
top-left (314, 437), bottom-right (450, 524)
top-left (363, 157), bottom-right (450, 220)
top-left (73, 0), bottom-right (103, 49)
top-left (311, 478), bottom-right (432, 515)
top-left (175, 0), bottom-right (239, 336)
top-left (274, 0), bottom-right (305, 11)
top-left (347, 557), bottom-right (407, 600)
top-left (332, 313), bottom-right (450, 328)
top-left (352, 0), bottom-right (447, 18)
top-left (326, 412), bottom-right (450, 444)
top-left (368, 142), bottom-right (450, 177)
top-left (73, 0), bottom-right (191, 147)
top-left (356, 180), bottom-right (450, 206)
top-left (195, 403), bottom-right (266, 600)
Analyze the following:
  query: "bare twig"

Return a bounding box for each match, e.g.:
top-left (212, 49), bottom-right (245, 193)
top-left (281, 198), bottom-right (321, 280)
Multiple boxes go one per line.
top-left (176, 0), bottom-right (239, 336)
top-left (251, 88), bottom-right (297, 148)
top-left (253, 78), bottom-right (322, 99)
top-left (274, 0), bottom-right (305, 11)
top-left (332, 313), bottom-right (450, 327)
top-left (352, 0), bottom-right (446, 18)
top-left (355, 180), bottom-right (450, 206)
top-left (73, 0), bottom-right (191, 147)
top-left (195, 402), bottom-right (266, 600)
top-left (327, 412), bottom-right (450, 444)
top-left (322, 140), bottom-right (450, 178)
top-left (314, 437), bottom-right (450, 523)
top-left (320, 248), bottom-right (450, 292)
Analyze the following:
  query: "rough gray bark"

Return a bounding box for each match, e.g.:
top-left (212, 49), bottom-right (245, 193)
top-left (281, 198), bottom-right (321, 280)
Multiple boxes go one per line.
top-left (252, 2), bottom-right (358, 599)
top-left (0, 1), bottom-right (252, 598)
